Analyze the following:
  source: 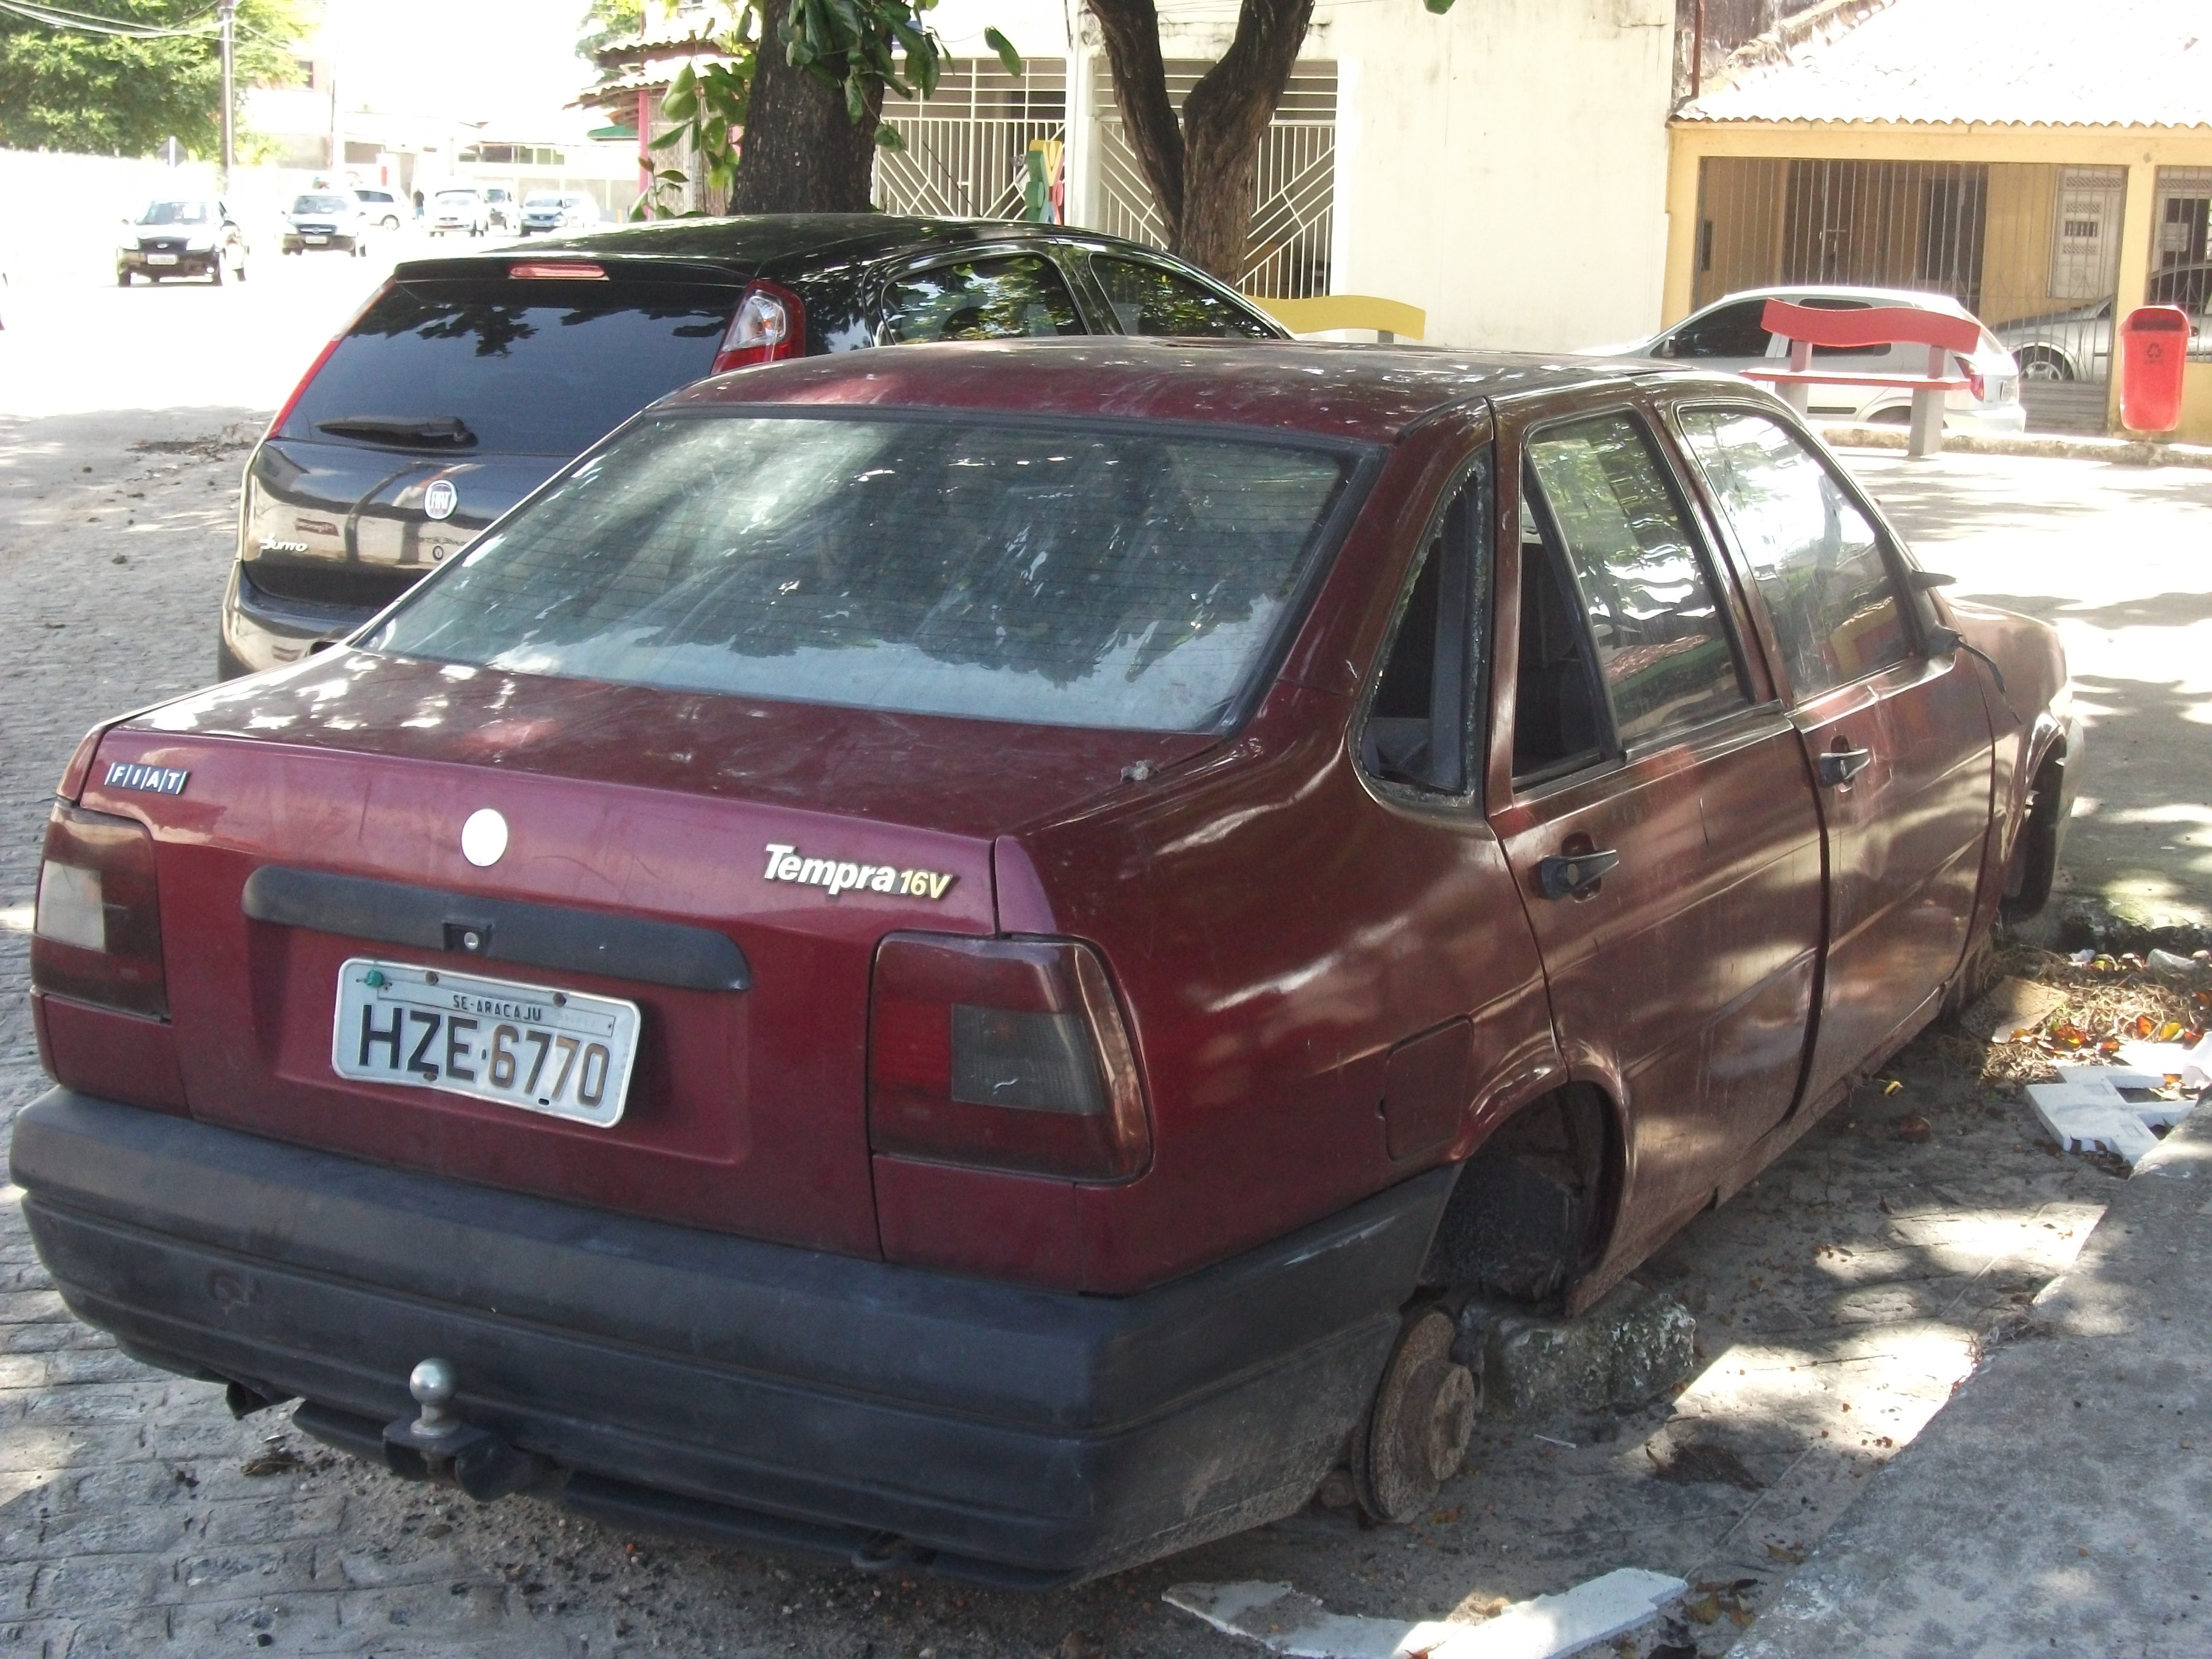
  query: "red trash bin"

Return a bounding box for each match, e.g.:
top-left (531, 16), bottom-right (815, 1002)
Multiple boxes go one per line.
top-left (2118, 305), bottom-right (2191, 434)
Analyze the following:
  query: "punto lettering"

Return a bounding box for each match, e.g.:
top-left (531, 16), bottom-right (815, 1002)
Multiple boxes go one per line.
top-left (758, 841), bottom-right (957, 903)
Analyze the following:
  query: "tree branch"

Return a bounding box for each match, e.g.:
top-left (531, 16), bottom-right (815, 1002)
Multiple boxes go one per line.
top-left (1084, 0), bottom-right (1183, 231)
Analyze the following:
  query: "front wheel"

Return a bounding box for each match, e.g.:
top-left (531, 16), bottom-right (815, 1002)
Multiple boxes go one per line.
top-left (117, 269), bottom-right (132, 287)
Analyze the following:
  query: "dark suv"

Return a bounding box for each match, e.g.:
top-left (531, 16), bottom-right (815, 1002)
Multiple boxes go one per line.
top-left (220, 216), bottom-right (1286, 678)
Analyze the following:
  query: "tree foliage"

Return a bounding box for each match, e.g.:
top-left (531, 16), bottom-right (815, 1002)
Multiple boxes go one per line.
top-left (576, 0), bottom-right (646, 62)
top-left (0, 0), bottom-right (307, 158)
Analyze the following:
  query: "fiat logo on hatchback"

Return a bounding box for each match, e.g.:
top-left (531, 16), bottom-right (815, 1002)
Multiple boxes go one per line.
top-left (423, 478), bottom-right (459, 521)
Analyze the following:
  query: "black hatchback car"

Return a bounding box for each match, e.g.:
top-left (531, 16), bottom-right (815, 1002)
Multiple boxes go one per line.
top-left (220, 216), bottom-right (1286, 677)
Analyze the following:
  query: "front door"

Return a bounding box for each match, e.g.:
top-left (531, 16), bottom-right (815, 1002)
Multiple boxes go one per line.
top-left (1673, 405), bottom-right (1996, 1108)
top-left (1489, 406), bottom-right (1827, 1258)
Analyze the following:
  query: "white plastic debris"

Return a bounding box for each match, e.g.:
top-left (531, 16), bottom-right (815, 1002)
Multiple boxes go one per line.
top-left (2027, 1069), bottom-right (2198, 1166)
top-left (2112, 1038), bottom-right (2212, 1092)
top-left (1162, 1568), bottom-right (1687, 1659)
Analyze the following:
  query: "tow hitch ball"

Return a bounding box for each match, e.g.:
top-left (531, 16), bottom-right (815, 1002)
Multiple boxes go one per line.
top-left (382, 1357), bottom-right (549, 1502)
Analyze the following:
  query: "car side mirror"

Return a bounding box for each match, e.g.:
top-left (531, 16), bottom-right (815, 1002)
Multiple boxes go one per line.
top-left (1650, 336), bottom-right (1675, 359)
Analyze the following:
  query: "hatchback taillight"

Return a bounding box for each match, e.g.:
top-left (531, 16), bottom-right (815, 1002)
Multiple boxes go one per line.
top-left (712, 280), bottom-right (805, 374)
top-left (869, 934), bottom-right (1150, 1181)
top-left (1966, 365), bottom-right (1988, 402)
top-left (31, 805), bottom-right (168, 1020)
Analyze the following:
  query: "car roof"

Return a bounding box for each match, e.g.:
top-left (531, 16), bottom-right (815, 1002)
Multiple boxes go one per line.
top-left (1692, 283), bottom-right (1977, 319)
top-left (657, 336), bottom-right (1725, 445)
top-left (391, 214), bottom-right (1183, 285)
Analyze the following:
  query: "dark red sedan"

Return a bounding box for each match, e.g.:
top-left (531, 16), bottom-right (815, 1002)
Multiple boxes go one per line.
top-left (14, 340), bottom-right (2076, 1585)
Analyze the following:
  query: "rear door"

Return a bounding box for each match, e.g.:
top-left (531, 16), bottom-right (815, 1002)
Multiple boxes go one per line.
top-left (1488, 400), bottom-right (1826, 1259)
top-left (1672, 404), bottom-right (1995, 1106)
top-left (243, 267), bottom-right (744, 639)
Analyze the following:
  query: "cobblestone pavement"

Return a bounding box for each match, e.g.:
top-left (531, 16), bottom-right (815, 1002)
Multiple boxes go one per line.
top-left (0, 407), bottom-right (2153, 1658)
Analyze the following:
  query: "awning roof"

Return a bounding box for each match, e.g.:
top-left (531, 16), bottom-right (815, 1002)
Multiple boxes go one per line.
top-left (1680, 0), bottom-right (2212, 129)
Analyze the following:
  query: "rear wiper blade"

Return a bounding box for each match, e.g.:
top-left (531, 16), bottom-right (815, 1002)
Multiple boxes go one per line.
top-left (315, 415), bottom-right (478, 447)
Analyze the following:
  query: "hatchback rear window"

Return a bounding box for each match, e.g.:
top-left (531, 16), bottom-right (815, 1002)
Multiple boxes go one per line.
top-left (280, 279), bottom-right (737, 456)
top-left (363, 414), bottom-right (1358, 732)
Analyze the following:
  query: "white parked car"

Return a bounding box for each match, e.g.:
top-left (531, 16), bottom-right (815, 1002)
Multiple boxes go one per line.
top-left (427, 189), bottom-right (489, 237)
top-left (519, 192), bottom-right (602, 235)
top-left (1593, 284), bottom-right (2025, 436)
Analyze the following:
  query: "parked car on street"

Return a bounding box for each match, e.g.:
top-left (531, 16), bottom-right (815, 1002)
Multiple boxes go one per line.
top-left (481, 186), bottom-right (518, 232)
top-left (519, 191), bottom-right (600, 234)
top-left (1995, 261), bottom-right (2212, 382)
top-left (353, 188), bottom-right (404, 233)
top-left (281, 191), bottom-right (371, 257)
top-left (1599, 284), bottom-right (2025, 434)
top-left (18, 340), bottom-right (2075, 1583)
top-left (117, 197), bottom-right (248, 286)
top-left (217, 215), bottom-right (1285, 677)
top-left (427, 188), bottom-right (489, 237)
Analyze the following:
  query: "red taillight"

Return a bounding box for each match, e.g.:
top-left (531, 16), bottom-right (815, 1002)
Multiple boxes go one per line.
top-left (712, 280), bottom-right (805, 374)
top-left (509, 261), bottom-right (607, 280)
top-left (1966, 365), bottom-right (1988, 401)
top-left (31, 804), bottom-right (168, 1020)
top-left (869, 934), bottom-right (1150, 1181)
top-left (265, 278), bottom-right (392, 440)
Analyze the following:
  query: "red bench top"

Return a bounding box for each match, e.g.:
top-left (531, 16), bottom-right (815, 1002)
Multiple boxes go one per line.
top-left (1760, 298), bottom-right (1982, 356)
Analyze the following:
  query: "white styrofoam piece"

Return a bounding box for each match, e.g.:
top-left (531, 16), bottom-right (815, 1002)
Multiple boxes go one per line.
top-left (2057, 1066), bottom-right (2167, 1091)
top-left (2115, 1038), bottom-right (2212, 1091)
top-left (2026, 1080), bottom-right (2164, 1165)
top-left (1163, 1568), bottom-right (1687, 1659)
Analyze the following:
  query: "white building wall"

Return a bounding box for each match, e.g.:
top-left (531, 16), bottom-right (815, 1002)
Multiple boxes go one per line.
top-left (927, 0), bottom-right (1675, 351)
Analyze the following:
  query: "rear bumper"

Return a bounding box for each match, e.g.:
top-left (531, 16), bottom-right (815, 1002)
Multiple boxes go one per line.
top-left (11, 1089), bottom-right (1446, 1582)
top-left (119, 251), bottom-right (217, 277)
top-left (218, 560), bottom-right (375, 677)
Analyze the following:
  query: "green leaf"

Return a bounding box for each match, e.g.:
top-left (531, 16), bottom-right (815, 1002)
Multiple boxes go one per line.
top-left (875, 122), bottom-right (907, 152)
top-left (1424, 0), bottom-right (1456, 11)
top-left (983, 27), bottom-right (1021, 80)
top-left (648, 126), bottom-right (688, 150)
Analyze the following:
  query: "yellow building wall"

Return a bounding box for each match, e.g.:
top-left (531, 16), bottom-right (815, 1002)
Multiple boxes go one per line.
top-left (2176, 362), bottom-right (2212, 446)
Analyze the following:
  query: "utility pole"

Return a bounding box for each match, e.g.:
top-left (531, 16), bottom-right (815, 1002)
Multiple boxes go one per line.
top-left (219, 0), bottom-right (237, 189)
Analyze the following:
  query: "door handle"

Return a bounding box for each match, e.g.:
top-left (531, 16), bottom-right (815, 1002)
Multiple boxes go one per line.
top-left (1538, 848), bottom-right (1620, 900)
top-left (1819, 746), bottom-right (1873, 788)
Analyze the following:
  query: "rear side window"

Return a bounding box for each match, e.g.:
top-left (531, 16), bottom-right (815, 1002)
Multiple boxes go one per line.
top-left (1091, 256), bottom-right (1276, 339)
top-left (1676, 407), bottom-right (1911, 698)
top-left (1524, 414), bottom-right (1748, 746)
top-left (1663, 298), bottom-right (1770, 359)
top-left (280, 280), bottom-right (737, 456)
top-left (878, 257), bottom-right (1084, 344)
top-left (364, 414), bottom-right (1359, 732)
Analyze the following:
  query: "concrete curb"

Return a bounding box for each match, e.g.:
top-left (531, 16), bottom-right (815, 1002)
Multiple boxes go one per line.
top-left (1820, 424), bottom-right (2212, 469)
top-left (1731, 1099), bottom-right (2212, 1657)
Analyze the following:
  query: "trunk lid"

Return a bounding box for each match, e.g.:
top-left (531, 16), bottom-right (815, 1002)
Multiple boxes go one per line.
top-left (91, 655), bottom-right (1212, 1255)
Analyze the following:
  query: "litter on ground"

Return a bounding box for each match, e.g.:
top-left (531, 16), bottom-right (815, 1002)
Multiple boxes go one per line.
top-left (1162, 1568), bottom-right (1687, 1659)
top-left (2026, 1067), bottom-right (2198, 1165)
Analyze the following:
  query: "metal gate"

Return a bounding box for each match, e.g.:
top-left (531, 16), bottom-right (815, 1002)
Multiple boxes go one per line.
top-left (1092, 59), bottom-right (1335, 298)
top-left (874, 58), bottom-right (1067, 222)
top-left (1693, 156), bottom-right (2129, 432)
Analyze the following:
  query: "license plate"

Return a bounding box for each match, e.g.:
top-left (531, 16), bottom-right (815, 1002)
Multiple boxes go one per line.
top-left (146, 254), bottom-right (178, 266)
top-left (304, 234), bottom-right (328, 245)
top-left (331, 957), bottom-right (639, 1128)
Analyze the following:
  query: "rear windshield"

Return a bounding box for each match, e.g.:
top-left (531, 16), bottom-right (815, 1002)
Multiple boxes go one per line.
top-left (281, 278), bottom-right (737, 456)
top-left (362, 414), bottom-right (1358, 732)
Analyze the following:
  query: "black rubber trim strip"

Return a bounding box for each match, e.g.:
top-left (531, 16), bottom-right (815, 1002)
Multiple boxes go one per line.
top-left (241, 865), bottom-right (750, 992)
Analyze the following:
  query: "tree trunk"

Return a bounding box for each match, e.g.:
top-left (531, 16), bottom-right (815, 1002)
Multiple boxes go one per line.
top-left (727, 23), bottom-right (881, 215)
top-left (1176, 0), bottom-right (1313, 281)
top-left (1085, 0), bottom-right (1315, 287)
